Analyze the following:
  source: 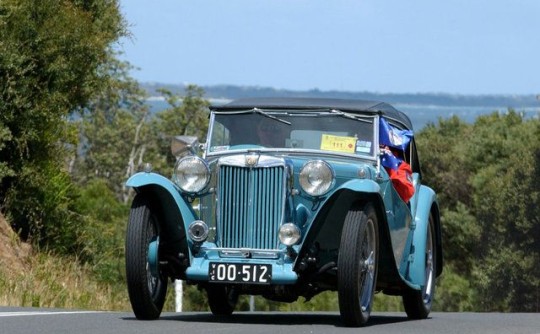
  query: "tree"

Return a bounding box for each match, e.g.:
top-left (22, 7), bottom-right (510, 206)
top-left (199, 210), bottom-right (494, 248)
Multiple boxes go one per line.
top-left (154, 85), bottom-right (210, 165)
top-left (416, 111), bottom-right (540, 312)
top-left (416, 116), bottom-right (474, 209)
top-left (74, 76), bottom-right (211, 204)
top-left (0, 0), bottom-right (126, 251)
top-left (74, 179), bottom-right (128, 283)
top-left (73, 58), bottom-right (153, 204)
top-left (466, 112), bottom-right (540, 311)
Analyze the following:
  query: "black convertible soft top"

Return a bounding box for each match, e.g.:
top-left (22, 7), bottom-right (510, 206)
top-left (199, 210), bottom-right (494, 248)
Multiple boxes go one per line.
top-left (211, 97), bottom-right (413, 130)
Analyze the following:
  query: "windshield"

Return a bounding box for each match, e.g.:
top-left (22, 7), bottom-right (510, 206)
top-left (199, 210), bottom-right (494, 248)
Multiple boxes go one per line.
top-left (208, 111), bottom-right (375, 156)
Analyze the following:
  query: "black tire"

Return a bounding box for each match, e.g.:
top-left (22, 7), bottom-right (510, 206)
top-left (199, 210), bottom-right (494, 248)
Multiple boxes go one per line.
top-left (125, 195), bottom-right (167, 320)
top-left (206, 284), bottom-right (238, 316)
top-left (403, 213), bottom-right (436, 319)
top-left (338, 203), bottom-right (379, 327)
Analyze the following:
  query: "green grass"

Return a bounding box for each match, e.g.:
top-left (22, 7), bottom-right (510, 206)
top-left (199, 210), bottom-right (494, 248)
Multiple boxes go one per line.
top-left (0, 252), bottom-right (130, 311)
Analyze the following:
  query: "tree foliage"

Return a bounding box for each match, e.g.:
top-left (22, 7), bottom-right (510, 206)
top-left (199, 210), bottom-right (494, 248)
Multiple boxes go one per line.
top-left (74, 179), bottom-right (128, 283)
top-left (73, 78), bottom-right (210, 204)
top-left (416, 111), bottom-right (540, 312)
top-left (0, 0), bottom-right (126, 250)
top-left (72, 57), bottom-right (152, 204)
top-left (154, 85), bottom-right (210, 166)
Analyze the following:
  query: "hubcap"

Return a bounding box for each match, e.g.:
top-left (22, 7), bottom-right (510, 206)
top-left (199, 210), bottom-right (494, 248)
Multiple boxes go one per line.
top-left (147, 237), bottom-right (159, 277)
top-left (146, 219), bottom-right (160, 298)
top-left (359, 218), bottom-right (376, 312)
top-left (363, 251), bottom-right (375, 278)
top-left (422, 224), bottom-right (434, 304)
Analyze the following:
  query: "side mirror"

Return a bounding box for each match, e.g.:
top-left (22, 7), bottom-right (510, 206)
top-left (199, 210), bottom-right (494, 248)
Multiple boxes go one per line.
top-left (171, 136), bottom-right (200, 157)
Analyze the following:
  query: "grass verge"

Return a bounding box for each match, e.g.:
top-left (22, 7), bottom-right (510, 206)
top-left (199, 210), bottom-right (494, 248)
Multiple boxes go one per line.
top-left (0, 251), bottom-right (130, 311)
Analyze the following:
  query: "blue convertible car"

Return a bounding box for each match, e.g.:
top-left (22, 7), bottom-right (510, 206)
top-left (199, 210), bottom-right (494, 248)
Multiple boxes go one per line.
top-left (125, 98), bottom-right (442, 326)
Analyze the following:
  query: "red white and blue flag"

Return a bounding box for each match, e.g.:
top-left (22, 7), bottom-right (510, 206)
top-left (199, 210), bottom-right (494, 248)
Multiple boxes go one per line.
top-left (379, 117), bottom-right (413, 151)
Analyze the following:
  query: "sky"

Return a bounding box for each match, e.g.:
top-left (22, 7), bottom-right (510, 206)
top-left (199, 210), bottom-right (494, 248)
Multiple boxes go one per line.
top-left (118, 1), bottom-right (540, 95)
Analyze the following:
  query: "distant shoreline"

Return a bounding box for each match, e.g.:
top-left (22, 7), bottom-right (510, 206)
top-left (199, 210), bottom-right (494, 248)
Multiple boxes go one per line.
top-left (140, 82), bottom-right (540, 108)
top-left (145, 99), bottom-right (538, 131)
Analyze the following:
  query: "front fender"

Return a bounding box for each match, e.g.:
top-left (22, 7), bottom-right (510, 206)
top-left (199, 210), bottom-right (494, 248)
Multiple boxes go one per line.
top-left (127, 172), bottom-right (199, 262)
top-left (296, 178), bottom-right (382, 242)
top-left (297, 177), bottom-right (413, 291)
top-left (407, 185), bottom-right (439, 286)
top-left (335, 178), bottom-right (381, 194)
top-left (295, 178), bottom-right (385, 265)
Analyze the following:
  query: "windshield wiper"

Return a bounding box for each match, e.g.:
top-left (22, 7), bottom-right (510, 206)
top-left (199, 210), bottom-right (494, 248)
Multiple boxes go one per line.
top-left (253, 108), bottom-right (291, 125)
top-left (330, 109), bottom-right (373, 123)
top-left (330, 109), bottom-right (360, 120)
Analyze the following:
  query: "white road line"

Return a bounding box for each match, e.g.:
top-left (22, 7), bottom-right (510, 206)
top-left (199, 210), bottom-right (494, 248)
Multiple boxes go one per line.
top-left (0, 311), bottom-right (104, 317)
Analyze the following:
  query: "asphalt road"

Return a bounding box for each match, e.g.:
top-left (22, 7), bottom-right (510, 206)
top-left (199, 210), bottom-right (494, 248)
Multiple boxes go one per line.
top-left (0, 308), bottom-right (538, 334)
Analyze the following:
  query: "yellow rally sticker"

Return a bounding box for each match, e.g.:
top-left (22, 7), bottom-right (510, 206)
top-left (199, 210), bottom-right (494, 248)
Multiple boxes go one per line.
top-left (320, 134), bottom-right (357, 153)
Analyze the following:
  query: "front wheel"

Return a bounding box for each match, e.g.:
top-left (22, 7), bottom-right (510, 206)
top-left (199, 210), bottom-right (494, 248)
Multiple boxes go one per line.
top-left (125, 195), bottom-right (168, 320)
top-left (338, 203), bottom-right (379, 327)
top-left (206, 284), bottom-right (238, 316)
top-left (403, 213), bottom-right (436, 319)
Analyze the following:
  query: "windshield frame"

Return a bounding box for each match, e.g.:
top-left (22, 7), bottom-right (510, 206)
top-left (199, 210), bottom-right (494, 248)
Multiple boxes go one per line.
top-left (204, 109), bottom-right (380, 162)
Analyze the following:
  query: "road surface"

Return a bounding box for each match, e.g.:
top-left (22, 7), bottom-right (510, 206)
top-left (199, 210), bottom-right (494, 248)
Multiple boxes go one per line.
top-left (0, 307), bottom-right (538, 334)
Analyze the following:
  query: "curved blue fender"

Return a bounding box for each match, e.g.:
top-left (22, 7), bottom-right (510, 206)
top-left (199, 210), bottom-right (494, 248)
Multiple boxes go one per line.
top-left (295, 178), bottom-right (382, 234)
top-left (407, 185), bottom-right (438, 286)
top-left (336, 178), bottom-right (381, 194)
top-left (294, 178), bottom-right (382, 257)
top-left (295, 177), bottom-right (407, 283)
top-left (127, 172), bottom-right (198, 261)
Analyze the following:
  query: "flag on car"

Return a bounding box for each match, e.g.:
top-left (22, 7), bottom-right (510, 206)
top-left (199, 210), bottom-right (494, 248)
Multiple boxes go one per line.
top-left (381, 150), bottom-right (401, 171)
top-left (379, 117), bottom-right (413, 151)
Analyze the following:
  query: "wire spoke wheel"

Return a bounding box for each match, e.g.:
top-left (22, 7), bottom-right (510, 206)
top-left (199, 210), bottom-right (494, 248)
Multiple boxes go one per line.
top-left (338, 203), bottom-right (379, 327)
top-left (125, 195), bottom-right (168, 320)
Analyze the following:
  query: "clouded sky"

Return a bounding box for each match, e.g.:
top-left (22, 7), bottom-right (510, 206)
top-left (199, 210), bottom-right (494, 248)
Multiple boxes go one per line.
top-left (119, 1), bottom-right (540, 95)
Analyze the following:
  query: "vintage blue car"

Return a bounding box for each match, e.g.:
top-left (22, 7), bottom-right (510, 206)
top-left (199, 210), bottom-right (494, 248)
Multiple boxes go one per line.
top-left (125, 98), bottom-right (442, 326)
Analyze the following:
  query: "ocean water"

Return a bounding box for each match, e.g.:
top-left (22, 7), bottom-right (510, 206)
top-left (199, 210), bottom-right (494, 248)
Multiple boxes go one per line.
top-left (146, 99), bottom-right (539, 131)
top-left (396, 104), bottom-right (539, 130)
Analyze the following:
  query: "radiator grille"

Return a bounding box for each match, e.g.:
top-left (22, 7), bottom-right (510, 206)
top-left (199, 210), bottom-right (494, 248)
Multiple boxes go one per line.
top-left (217, 165), bottom-right (285, 249)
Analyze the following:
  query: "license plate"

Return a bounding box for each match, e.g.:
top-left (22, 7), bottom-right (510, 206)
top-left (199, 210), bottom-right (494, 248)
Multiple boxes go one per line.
top-left (209, 263), bottom-right (272, 284)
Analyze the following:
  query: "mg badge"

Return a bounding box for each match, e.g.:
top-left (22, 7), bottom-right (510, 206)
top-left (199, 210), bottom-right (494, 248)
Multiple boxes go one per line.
top-left (245, 153), bottom-right (259, 167)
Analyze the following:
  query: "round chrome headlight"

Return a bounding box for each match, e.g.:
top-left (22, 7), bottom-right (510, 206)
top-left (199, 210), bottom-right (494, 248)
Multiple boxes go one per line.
top-left (299, 160), bottom-right (334, 196)
top-left (173, 156), bottom-right (210, 193)
top-left (279, 223), bottom-right (301, 246)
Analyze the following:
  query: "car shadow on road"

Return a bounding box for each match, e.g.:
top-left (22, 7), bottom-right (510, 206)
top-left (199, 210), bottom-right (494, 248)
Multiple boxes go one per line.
top-left (150, 312), bottom-right (410, 327)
